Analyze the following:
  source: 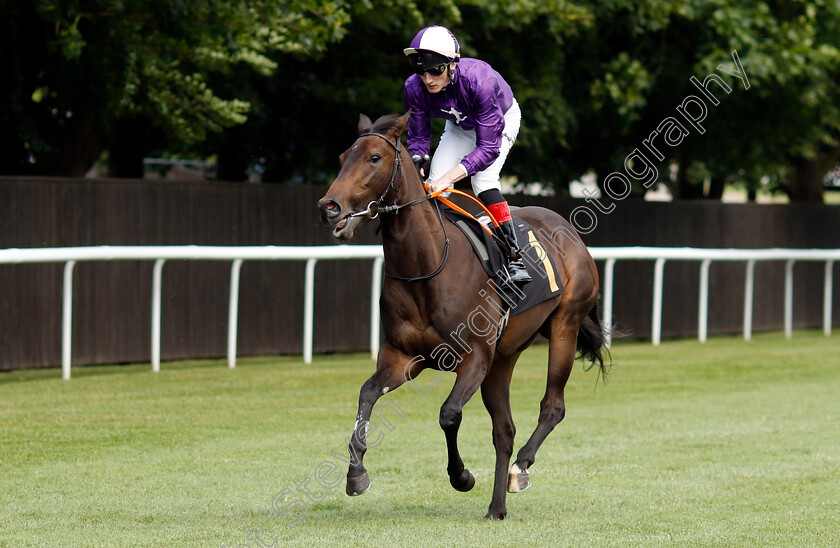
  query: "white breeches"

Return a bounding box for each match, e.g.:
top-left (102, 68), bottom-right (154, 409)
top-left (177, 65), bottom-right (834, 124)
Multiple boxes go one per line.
top-left (427, 99), bottom-right (521, 195)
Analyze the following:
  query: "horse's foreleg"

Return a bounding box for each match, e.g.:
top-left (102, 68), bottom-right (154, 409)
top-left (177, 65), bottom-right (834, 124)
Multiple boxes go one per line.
top-left (511, 318), bottom-right (578, 484)
top-left (345, 346), bottom-right (412, 496)
top-left (439, 359), bottom-right (488, 492)
top-left (479, 354), bottom-right (518, 520)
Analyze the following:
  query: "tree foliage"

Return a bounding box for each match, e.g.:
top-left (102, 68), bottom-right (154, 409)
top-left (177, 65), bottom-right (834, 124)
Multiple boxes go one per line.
top-left (2, 0), bottom-right (839, 202)
top-left (0, 0), bottom-right (351, 175)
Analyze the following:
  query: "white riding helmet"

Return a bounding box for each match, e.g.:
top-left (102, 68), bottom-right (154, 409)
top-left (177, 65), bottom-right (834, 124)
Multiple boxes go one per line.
top-left (403, 26), bottom-right (461, 61)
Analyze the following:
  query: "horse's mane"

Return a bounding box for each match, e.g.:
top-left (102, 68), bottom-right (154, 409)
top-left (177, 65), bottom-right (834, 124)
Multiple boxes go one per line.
top-left (371, 113), bottom-right (404, 134)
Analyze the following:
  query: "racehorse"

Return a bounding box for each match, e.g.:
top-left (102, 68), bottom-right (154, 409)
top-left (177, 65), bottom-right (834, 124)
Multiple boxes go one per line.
top-left (317, 112), bottom-right (608, 520)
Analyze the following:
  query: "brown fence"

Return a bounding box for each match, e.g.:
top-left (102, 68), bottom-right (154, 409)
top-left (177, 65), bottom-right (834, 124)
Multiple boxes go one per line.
top-left (1, 176), bottom-right (838, 370)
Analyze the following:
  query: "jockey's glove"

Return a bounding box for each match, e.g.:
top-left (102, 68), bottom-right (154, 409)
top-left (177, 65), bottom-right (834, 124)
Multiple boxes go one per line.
top-left (411, 154), bottom-right (431, 180)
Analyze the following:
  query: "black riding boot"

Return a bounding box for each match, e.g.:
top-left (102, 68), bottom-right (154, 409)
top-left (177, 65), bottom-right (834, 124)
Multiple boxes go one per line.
top-left (497, 221), bottom-right (532, 285)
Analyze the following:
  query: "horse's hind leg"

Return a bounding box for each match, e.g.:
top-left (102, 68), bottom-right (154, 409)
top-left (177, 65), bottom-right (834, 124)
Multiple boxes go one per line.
top-left (480, 353), bottom-right (519, 520)
top-left (510, 315), bottom-right (578, 491)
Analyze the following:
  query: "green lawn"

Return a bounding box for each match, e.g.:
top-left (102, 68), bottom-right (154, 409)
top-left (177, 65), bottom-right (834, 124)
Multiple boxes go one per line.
top-left (1, 331), bottom-right (839, 547)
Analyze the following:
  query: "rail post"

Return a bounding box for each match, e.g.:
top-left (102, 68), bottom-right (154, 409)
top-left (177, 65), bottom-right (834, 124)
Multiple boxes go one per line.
top-left (303, 258), bottom-right (318, 364)
top-left (61, 260), bottom-right (77, 380)
top-left (227, 259), bottom-right (244, 368)
top-left (151, 259), bottom-right (166, 372)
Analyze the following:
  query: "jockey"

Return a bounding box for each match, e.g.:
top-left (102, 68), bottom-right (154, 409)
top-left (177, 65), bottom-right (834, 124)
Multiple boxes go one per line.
top-left (403, 25), bottom-right (532, 285)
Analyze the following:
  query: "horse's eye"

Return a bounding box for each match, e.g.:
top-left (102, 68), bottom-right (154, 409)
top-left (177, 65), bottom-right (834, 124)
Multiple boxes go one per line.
top-left (370, 154), bottom-right (382, 164)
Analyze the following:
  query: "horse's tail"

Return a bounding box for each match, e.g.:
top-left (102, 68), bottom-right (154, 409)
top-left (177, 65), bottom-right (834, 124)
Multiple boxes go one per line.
top-left (577, 303), bottom-right (611, 384)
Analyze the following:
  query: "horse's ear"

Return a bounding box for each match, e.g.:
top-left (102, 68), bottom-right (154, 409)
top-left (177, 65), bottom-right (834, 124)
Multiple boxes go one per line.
top-left (395, 111), bottom-right (411, 136)
top-left (358, 114), bottom-right (373, 134)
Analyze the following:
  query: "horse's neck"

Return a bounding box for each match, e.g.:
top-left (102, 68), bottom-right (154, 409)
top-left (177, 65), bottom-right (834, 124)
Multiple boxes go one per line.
top-left (380, 174), bottom-right (446, 276)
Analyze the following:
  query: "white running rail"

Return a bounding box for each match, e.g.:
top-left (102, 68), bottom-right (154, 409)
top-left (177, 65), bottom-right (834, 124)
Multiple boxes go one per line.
top-left (592, 247), bottom-right (839, 347)
top-left (0, 245), bottom-right (837, 379)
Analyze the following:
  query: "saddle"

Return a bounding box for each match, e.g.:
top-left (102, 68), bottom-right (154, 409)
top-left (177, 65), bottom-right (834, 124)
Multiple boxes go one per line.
top-left (443, 208), bottom-right (564, 316)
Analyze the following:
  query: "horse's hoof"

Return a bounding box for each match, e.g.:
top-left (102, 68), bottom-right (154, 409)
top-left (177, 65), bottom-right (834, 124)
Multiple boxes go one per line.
top-left (507, 463), bottom-right (531, 493)
top-left (484, 510), bottom-right (507, 520)
top-left (450, 469), bottom-right (476, 492)
top-left (346, 472), bottom-right (371, 496)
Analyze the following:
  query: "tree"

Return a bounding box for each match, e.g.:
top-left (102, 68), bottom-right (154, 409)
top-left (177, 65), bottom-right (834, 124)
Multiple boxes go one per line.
top-left (227, 0), bottom-right (840, 204)
top-left (685, 0), bottom-right (840, 202)
top-left (4, 0), bottom-right (838, 205)
top-left (206, 0), bottom-right (597, 184)
top-left (0, 0), bottom-right (351, 176)
top-left (539, 0), bottom-right (840, 202)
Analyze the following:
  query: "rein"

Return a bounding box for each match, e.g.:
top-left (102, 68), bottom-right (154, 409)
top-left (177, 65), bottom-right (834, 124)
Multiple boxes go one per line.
top-left (349, 131), bottom-right (506, 282)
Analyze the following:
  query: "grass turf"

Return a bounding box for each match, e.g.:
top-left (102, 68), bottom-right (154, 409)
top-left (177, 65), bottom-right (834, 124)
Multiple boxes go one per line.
top-left (1, 331), bottom-right (838, 547)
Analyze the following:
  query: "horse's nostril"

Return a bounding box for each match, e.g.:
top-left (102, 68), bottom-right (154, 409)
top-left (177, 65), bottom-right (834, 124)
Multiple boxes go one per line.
top-left (318, 199), bottom-right (342, 221)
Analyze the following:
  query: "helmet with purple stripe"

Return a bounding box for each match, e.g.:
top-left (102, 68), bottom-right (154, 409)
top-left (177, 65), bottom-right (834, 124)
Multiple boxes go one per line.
top-left (403, 26), bottom-right (460, 62)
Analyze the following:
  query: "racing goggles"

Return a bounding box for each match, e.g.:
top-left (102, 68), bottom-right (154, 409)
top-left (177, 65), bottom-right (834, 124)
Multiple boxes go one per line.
top-left (409, 53), bottom-right (450, 76)
top-left (413, 63), bottom-right (448, 76)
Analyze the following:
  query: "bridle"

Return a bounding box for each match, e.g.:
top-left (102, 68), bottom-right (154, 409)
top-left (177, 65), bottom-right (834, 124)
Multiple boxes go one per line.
top-left (347, 131), bottom-right (432, 219)
top-left (348, 131), bottom-right (450, 282)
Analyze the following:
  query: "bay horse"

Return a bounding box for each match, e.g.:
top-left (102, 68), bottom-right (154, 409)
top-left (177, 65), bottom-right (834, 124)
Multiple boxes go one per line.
top-left (317, 112), bottom-right (608, 520)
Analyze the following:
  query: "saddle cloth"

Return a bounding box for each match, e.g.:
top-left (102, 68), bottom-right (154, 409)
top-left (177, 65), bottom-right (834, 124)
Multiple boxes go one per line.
top-left (443, 208), bottom-right (564, 316)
